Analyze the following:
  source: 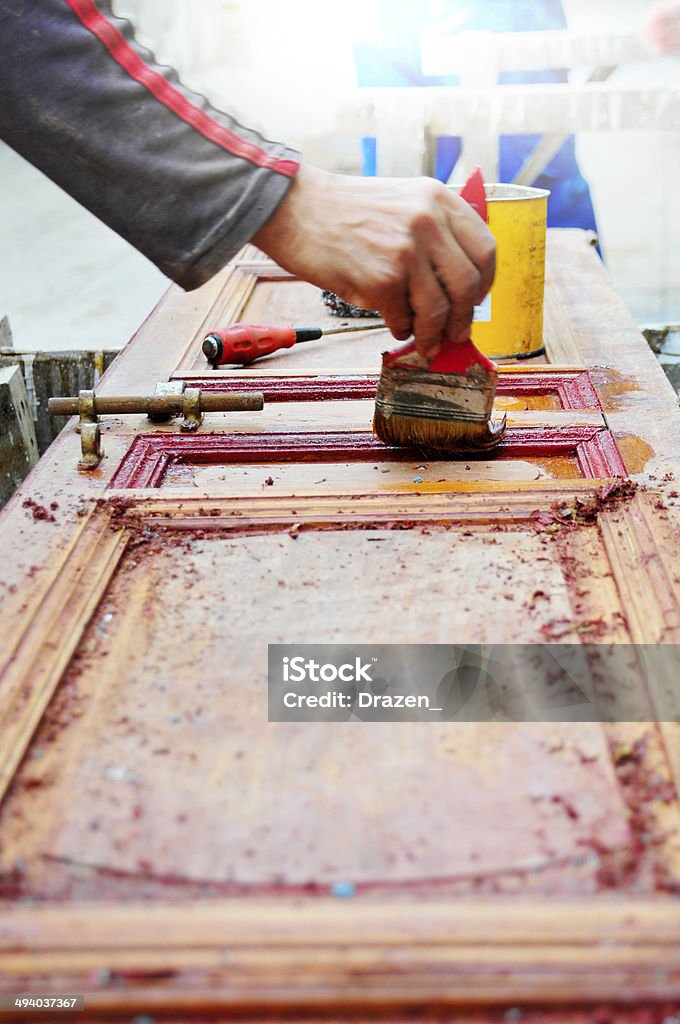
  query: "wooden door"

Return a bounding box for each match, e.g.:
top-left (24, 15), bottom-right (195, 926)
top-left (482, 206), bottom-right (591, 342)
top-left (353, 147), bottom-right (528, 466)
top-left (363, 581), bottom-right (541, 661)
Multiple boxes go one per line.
top-left (1, 230), bottom-right (680, 1021)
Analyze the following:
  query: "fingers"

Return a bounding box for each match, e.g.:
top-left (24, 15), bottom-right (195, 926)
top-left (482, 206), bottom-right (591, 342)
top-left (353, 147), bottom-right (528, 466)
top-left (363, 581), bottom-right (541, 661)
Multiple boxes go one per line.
top-left (337, 177), bottom-right (496, 357)
top-left (442, 194), bottom-right (497, 301)
top-left (408, 252), bottom-right (454, 360)
top-left (379, 289), bottom-right (414, 343)
top-left (407, 190), bottom-right (496, 355)
top-left (433, 236), bottom-right (492, 347)
top-left (371, 198), bottom-right (496, 358)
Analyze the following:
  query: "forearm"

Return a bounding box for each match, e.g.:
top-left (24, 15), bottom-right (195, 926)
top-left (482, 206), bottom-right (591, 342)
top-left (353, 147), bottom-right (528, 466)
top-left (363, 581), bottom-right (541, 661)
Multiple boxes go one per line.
top-left (0, 0), bottom-right (300, 289)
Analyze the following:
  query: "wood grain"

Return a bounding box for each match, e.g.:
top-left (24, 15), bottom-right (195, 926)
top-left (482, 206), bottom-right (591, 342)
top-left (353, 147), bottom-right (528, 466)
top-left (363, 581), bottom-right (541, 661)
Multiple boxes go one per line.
top-left (0, 510), bottom-right (127, 803)
top-left (1, 900), bottom-right (680, 1014)
top-left (543, 261), bottom-right (587, 365)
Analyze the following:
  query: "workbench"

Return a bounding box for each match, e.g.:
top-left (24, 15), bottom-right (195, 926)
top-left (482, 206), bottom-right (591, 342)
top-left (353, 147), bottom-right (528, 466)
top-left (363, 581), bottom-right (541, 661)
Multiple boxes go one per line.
top-left (0, 230), bottom-right (679, 1021)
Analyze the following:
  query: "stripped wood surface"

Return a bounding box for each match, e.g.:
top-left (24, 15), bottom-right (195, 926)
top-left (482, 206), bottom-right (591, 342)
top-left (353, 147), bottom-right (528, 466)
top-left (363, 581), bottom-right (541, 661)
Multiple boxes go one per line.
top-left (193, 366), bottom-right (601, 407)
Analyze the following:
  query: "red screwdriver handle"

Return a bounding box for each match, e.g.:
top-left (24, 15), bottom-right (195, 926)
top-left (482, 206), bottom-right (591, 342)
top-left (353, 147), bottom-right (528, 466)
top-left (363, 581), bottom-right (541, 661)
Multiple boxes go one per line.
top-left (203, 324), bottom-right (298, 366)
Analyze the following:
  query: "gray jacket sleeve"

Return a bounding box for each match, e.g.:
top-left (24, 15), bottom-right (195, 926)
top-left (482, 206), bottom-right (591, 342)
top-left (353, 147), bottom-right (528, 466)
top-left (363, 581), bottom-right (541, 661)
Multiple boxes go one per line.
top-left (0, 0), bottom-right (300, 289)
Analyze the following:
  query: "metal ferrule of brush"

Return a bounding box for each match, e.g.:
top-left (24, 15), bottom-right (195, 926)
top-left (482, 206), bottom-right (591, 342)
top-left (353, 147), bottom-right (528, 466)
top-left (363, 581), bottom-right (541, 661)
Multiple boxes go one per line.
top-left (375, 364), bottom-right (496, 423)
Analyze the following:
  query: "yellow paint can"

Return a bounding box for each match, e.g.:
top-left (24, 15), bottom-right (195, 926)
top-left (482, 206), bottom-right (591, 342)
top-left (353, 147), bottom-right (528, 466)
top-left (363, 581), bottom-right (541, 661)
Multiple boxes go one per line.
top-left (452, 183), bottom-right (550, 359)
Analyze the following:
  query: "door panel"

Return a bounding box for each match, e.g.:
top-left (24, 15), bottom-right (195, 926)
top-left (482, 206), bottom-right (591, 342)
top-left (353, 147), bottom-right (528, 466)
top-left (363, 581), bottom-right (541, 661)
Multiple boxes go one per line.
top-left (1, 492), bottom-right (678, 902)
top-left (2, 232), bottom-right (680, 1017)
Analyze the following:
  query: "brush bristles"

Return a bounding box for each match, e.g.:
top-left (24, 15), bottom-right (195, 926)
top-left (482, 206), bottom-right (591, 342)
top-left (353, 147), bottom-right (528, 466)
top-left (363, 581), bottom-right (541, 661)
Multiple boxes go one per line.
top-left (373, 359), bottom-right (506, 454)
top-left (373, 408), bottom-right (506, 453)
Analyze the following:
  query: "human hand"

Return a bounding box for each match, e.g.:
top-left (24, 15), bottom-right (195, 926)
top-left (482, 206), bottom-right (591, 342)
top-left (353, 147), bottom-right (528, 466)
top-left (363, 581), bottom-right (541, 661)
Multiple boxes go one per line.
top-left (252, 163), bottom-right (496, 361)
top-left (645, 2), bottom-right (680, 54)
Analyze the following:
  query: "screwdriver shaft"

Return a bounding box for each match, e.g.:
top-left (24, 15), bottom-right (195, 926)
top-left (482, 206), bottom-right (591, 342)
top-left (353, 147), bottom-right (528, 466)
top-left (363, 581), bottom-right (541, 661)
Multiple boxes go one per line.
top-left (320, 321), bottom-right (386, 336)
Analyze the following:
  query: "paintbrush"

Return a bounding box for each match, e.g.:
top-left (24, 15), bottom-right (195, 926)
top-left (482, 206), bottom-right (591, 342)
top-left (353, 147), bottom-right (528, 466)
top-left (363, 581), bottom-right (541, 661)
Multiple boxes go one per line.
top-left (373, 168), bottom-right (506, 453)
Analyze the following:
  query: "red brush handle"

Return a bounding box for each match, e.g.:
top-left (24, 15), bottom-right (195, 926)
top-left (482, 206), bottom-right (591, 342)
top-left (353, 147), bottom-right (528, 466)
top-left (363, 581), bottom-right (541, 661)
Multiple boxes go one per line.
top-left (384, 167), bottom-right (494, 375)
top-left (459, 165), bottom-right (488, 222)
top-left (428, 337), bottom-right (495, 375)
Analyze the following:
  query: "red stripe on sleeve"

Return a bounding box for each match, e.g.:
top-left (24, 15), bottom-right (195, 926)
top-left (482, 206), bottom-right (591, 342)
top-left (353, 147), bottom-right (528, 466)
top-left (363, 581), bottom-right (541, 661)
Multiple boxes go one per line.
top-left (64, 0), bottom-right (299, 178)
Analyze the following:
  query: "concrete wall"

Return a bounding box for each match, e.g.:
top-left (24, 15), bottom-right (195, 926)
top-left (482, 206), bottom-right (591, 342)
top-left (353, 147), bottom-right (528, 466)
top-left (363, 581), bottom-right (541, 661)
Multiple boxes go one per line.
top-left (0, 365), bottom-right (38, 507)
top-left (0, 350), bottom-right (119, 454)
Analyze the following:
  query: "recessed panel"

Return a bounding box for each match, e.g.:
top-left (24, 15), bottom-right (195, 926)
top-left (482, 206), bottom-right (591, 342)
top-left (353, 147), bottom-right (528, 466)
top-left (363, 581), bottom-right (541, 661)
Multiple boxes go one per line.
top-left (111, 427), bottom-right (626, 489)
top-left (11, 526), bottom-right (631, 890)
top-left (161, 456), bottom-right (580, 493)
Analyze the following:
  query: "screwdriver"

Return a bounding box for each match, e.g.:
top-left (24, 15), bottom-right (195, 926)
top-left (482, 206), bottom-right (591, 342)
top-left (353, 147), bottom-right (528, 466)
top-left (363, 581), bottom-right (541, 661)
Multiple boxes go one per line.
top-left (202, 321), bottom-right (386, 367)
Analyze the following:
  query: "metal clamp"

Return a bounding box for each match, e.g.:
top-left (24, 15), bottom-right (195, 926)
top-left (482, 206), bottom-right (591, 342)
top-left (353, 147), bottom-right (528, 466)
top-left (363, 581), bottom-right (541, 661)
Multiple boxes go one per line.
top-left (181, 387), bottom-right (203, 432)
top-left (48, 382), bottom-right (264, 471)
top-left (146, 381), bottom-right (187, 422)
top-left (74, 390), bottom-right (103, 471)
top-left (147, 382), bottom-right (201, 430)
